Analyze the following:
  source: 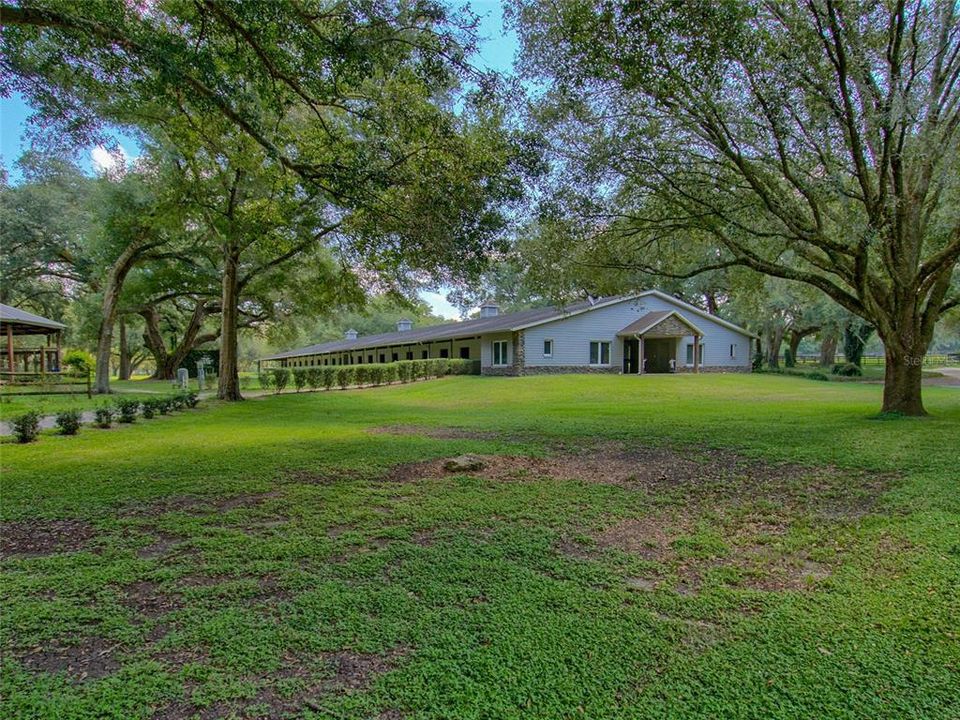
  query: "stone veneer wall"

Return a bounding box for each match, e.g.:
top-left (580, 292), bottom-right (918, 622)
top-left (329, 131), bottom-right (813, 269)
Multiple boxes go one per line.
top-left (521, 365), bottom-right (621, 375)
top-left (675, 365), bottom-right (751, 373)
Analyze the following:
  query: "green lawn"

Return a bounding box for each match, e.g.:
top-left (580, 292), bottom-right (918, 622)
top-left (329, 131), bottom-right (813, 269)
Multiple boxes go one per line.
top-left (1, 374), bottom-right (958, 719)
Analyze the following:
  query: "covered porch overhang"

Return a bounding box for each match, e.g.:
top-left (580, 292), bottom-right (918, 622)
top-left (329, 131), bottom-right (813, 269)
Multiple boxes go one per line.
top-left (617, 311), bottom-right (706, 374)
top-left (0, 304), bottom-right (66, 374)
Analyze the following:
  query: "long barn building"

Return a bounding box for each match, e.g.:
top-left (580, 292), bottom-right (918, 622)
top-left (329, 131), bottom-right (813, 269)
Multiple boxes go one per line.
top-left (263, 290), bottom-right (757, 376)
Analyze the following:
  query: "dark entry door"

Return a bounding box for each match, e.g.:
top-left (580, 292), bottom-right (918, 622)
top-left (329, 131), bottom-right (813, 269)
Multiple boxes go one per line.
top-left (623, 338), bottom-right (639, 373)
top-left (645, 338), bottom-right (675, 373)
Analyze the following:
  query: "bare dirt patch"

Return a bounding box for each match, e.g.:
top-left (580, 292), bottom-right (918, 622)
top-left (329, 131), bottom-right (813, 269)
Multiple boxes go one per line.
top-left (119, 579), bottom-right (185, 618)
top-left (0, 519), bottom-right (97, 558)
top-left (372, 424), bottom-right (501, 441)
top-left (137, 530), bottom-right (186, 559)
top-left (14, 636), bottom-right (122, 681)
top-left (386, 441), bottom-right (893, 519)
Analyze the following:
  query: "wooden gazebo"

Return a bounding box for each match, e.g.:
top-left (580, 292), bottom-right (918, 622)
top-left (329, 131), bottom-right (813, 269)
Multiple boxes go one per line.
top-left (0, 303), bottom-right (65, 373)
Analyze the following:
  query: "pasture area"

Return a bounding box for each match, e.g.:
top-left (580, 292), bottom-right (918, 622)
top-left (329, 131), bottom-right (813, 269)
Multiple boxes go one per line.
top-left (1, 374), bottom-right (958, 719)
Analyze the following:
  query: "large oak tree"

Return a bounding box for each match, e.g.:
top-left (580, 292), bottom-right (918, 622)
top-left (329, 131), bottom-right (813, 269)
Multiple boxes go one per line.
top-left (511, 0), bottom-right (960, 414)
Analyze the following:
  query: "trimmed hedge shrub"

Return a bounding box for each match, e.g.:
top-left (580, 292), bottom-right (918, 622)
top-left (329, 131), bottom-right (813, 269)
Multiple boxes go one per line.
top-left (271, 368), bottom-right (290, 393)
top-left (12, 411), bottom-right (41, 443)
top-left (306, 367), bottom-right (323, 391)
top-left (336, 367), bottom-right (353, 389)
top-left (258, 371), bottom-right (274, 392)
top-left (320, 367), bottom-right (335, 390)
top-left (115, 397), bottom-right (140, 423)
top-left (94, 405), bottom-right (115, 428)
top-left (141, 398), bottom-right (159, 419)
top-left (354, 366), bottom-right (369, 387)
top-left (292, 367), bottom-right (309, 392)
top-left (832, 362), bottom-right (863, 377)
top-left (56, 409), bottom-right (83, 435)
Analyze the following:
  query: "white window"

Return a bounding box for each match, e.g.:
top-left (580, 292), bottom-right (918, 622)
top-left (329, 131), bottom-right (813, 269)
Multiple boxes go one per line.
top-left (543, 339), bottom-right (553, 357)
top-left (589, 341), bottom-right (610, 365)
top-left (493, 340), bottom-right (509, 366)
top-left (686, 342), bottom-right (705, 365)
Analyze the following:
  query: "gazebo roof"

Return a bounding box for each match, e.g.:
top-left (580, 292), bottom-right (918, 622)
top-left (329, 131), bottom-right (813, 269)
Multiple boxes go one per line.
top-left (0, 304), bottom-right (66, 336)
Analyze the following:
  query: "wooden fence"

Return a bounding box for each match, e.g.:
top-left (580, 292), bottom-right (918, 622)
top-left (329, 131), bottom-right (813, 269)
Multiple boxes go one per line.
top-left (0, 371), bottom-right (92, 397)
top-left (794, 354), bottom-right (957, 367)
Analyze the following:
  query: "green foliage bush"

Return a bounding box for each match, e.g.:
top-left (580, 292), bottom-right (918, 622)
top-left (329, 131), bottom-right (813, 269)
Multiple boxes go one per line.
top-left (292, 367), bottom-right (308, 392)
top-left (62, 348), bottom-right (95, 375)
top-left (832, 362), bottom-right (863, 377)
top-left (140, 398), bottom-right (159, 419)
top-left (181, 391), bottom-right (200, 408)
top-left (784, 348), bottom-right (795, 367)
top-left (353, 366), bottom-right (369, 387)
top-left (336, 367), bottom-right (353, 389)
top-left (55, 409), bottom-right (83, 435)
top-left (258, 371), bottom-right (274, 392)
top-left (396, 360), bottom-right (413, 383)
top-left (382, 364), bottom-right (398, 384)
top-left (305, 367), bottom-right (323, 391)
top-left (12, 411), bottom-right (40, 443)
top-left (320, 367), bottom-right (335, 390)
top-left (114, 397), bottom-right (140, 423)
top-left (94, 405), bottom-right (115, 428)
top-left (369, 365), bottom-right (384, 386)
top-left (271, 368), bottom-right (290, 393)
top-left (752, 351), bottom-right (764, 371)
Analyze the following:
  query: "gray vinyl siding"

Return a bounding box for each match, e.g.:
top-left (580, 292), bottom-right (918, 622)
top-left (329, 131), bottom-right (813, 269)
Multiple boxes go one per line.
top-left (480, 332), bottom-right (512, 368)
top-left (522, 296), bottom-right (752, 370)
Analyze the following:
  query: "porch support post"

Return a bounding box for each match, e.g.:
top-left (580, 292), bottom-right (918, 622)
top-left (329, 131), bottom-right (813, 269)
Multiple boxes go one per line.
top-left (5, 325), bottom-right (13, 374)
top-left (694, 334), bottom-right (701, 374)
top-left (638, 335), bottom-right (644, 375)
top-left (39, 343), bottom-right (45, 373)
top-left (56, 331), bottom-right (62, 371)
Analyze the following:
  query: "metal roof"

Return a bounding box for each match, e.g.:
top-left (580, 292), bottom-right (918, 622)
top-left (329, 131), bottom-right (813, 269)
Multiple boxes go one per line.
top-left (0, 303), bottom-right (66, 335)
top-left (262, 290), bottom-right (756, 360)
top-left (262, 296), bottom-right (610, 360)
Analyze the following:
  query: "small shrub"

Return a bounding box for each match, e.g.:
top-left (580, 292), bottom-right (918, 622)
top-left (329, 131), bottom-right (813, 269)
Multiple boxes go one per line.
top-left (336, 367), bottom-right (354, 389)
top-left (292, 367), bottom-right (309, 392)
top-left (56, 409), bottom-right (83, 435)
top-left (832, 362), bottom-right (863, 377)
top-left (751, 351), bottom-right (764, 371)
top-left (322, 367), bottom-right (336, 390)
top-left (806, 371), bottom-right (830, 381)
top-left (258, 371), bottom-right (274, 393)
top-left (396, 361), bottom-right (413, 383)
top-left (115, 397), bottom-right (140, 423)
top-left (140, 398), bottom-right (159, 419)
top-left (62, 348), bottom-right (95, 375)
top-left (433, 358), bottom-right (449, 377)
top-left (12, 411), bottom-right (41, 443)
top-left (181, 391), bottom-right (200, 408)
top-left (94, 405), bottom-right (115, 428)
top-left (369, 365), bottom-right (384, 386)
top-left (353, 366), bottom-right (369, 387)
top-left (784, 348), bottom-right (795, 367)
top-left (382, 364), bottom-right (398, 384)
top-left (271, 368), bottom-right (290, 393)
top-left (305, 367), bottom-right (322, 391)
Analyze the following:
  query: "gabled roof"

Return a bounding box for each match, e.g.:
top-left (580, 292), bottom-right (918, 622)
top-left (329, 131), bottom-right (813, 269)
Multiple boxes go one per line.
top-left (262, 290), bottom-right (755, 360)
top-left (617, 310), bottom-right (705, 337)
top-left (0, 303), bottom-right (66, 335)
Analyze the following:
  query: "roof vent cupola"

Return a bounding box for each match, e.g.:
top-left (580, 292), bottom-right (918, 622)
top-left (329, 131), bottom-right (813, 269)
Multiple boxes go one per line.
top-left (479, 301), bottom-right (500, 318)
top-left (396, 319), bottom-right (413, 332)
top-left (345, 329), bottom-right (358, 340)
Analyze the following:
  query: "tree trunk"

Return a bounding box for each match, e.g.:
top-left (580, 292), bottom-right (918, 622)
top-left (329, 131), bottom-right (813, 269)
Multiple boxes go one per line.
top-left (819, 329), bottom-right (838, 367)
top-left (218, 247), bottom-right (242, 401)
top-left (882, 343), bottom-right (926, 416)
top-left (118, 316), bottom-right (131, 380)
top-left (93, 241), bottom-right (148, 394)
top-left (141, 302), bottom-right (217, 380)
top-left (842, 322), bottom-right (874, 367)
top-left (765, 325), bottom-right (784, 369)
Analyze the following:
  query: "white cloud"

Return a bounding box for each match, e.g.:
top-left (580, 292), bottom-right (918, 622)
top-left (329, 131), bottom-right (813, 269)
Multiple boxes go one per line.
top-left (421, 290), bottom-right (472, 320)
top-left (90, 145), bottom-right (129, 176)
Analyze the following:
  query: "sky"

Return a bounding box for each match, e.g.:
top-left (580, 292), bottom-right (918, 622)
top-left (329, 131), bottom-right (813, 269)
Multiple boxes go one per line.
top-left (0, 1), bottom-right (520, 319)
